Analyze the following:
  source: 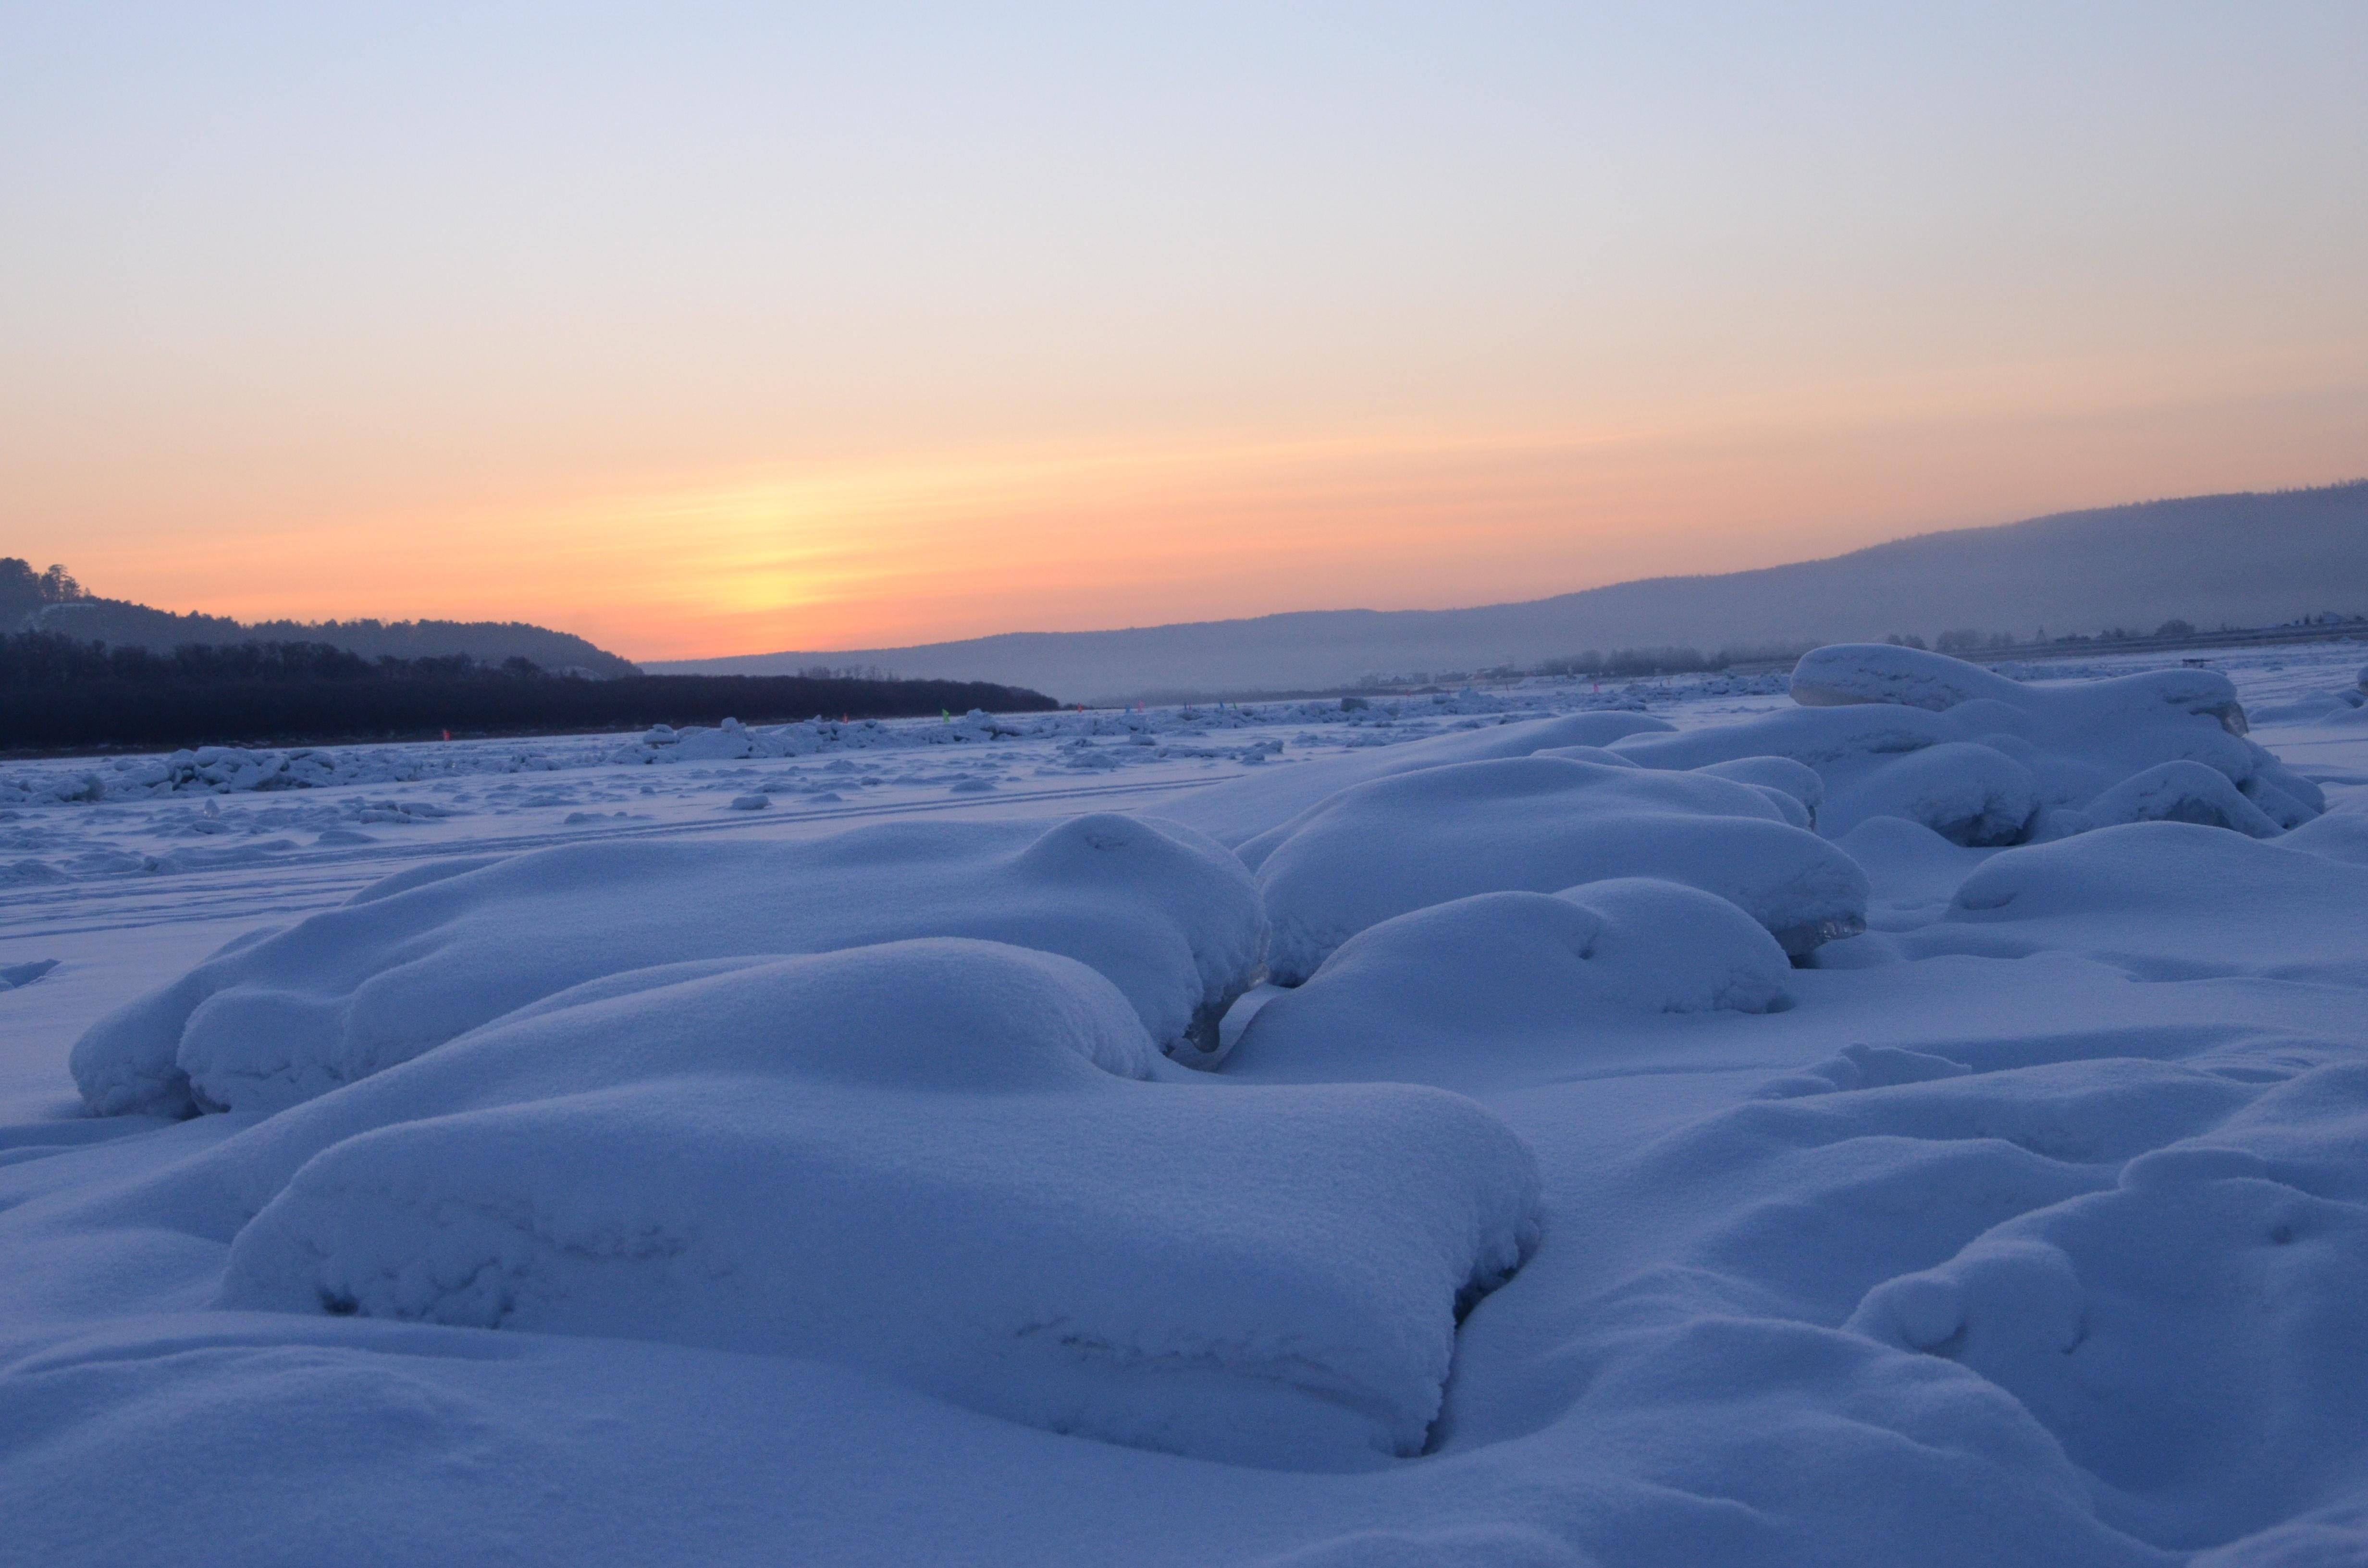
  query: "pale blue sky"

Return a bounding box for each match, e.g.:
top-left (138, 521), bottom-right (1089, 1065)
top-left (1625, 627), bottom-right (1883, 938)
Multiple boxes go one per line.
top-left (5, 3), bottom-right (2363, 654)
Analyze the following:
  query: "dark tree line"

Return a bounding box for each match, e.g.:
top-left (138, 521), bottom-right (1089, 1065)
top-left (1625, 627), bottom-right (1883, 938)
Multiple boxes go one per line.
top-left (0, 633), bottom-right (1056, 751)
top-left (1525, 644), bottom-right (1811, 679)
top-left (0, 633), bottom-right (519, 688)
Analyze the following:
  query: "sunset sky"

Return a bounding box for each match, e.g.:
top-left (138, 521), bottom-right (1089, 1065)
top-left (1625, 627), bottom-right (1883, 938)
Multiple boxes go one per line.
top-left (7, 3), bottom-right (2365, 661)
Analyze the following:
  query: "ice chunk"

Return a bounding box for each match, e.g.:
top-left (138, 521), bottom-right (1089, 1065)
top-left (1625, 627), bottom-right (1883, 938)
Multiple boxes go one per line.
top-left (71, 813), bottom-right (1266, 1116)
top-left (670, 726), bottom-right (753, 761)
top-left (1250, 758), bottom-right (1868, 982)
top-left (215, 941), bottom-right (1542, 1468)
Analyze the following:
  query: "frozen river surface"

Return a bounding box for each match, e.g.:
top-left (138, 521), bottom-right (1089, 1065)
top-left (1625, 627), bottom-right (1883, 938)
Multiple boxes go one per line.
top-left (4, 639), bottom-right (2368, 1567)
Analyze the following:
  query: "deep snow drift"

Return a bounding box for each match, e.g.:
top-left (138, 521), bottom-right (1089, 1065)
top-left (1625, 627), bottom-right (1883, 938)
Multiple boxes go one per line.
top-left (6, 636), bottom-right (2368, 1567)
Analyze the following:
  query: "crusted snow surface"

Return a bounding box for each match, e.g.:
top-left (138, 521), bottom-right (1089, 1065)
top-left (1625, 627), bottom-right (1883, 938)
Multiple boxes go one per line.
top-left (5, 636), bottom-right (2368, 1566)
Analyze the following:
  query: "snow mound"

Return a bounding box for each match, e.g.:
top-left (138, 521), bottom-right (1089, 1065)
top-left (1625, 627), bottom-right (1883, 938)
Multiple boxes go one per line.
top-left (1233, 883), bottom-right (1791, 1078)
top-left (1821, 742), bottom-right (2040, 845)
top-left (1791, 642), bottom-right (2031, 711)
top-left (2274, 807), bottom-right (2368, 867)
top-left (1847, 1061), bottom-right (2368, 1549)
top-left (1794, 642), bottom-right (2250, 735)
top-left (1614, 644), bottom-right (2320, 842)
top-left (71, 813), bottom-right (1267, 1116)
top-left (2084, 760), bottom-right (2282, 837)
top-left (1162, 711), bottom-right (1679, 850)
top-left (1695, 755), bottom-right (1824, 818)
top-left (1926, 822), bottom-right (2368, 983)
top-left (213, 940), bottom-right (1541, 1468)
top-left (1531, 744), bottom-right (1642, 767)
top-left (1251, 758), bottom-right (1868, 983)
top-left (1756, 1042), bottom-right (1973, 1099)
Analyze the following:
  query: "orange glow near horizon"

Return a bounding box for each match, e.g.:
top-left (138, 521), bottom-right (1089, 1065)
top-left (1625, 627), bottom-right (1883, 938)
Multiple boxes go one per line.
top-left (40, 369), bottom-right (2368, 663)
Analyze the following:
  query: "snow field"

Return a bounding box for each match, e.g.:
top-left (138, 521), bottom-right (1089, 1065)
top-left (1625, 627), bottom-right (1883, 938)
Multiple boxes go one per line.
top-left (6, 637), bottom-right (2368, 1564)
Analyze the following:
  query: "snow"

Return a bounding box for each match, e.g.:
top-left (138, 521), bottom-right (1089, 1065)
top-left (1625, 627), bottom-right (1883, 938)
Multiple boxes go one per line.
top-left (1232, 882), bottom-right (1793, 1082)
top-left (1249, 756), bottom-right (1868, 979)
top-left (70, 812), bottom-right (1266, 1115)
top-left (1821, 739), bottom-right (2040, 844)
top-left (1612, 642), bottom-right (2326, 845)
top-left (2083, 758), bottom-right (2284, 836)
top-left (1160, 709), bottom-right (1678, 849)
top-left (1918, 821), bottom-right (2368, 983)
top-left (204, 941), bottom-right (1539, 1468)
top-left (6, 636), bottom-right (2368, 1565)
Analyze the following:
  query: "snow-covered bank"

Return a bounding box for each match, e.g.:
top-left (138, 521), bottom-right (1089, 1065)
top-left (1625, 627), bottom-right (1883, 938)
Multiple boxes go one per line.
top-left (5, 636), bottom-right (2368, 1566)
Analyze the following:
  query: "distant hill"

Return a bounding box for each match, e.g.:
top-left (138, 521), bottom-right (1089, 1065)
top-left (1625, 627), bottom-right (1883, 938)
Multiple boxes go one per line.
top-left (0, 561), bottom-right (641, 677)
top-left (648, 481), bottom-right (2368, 702)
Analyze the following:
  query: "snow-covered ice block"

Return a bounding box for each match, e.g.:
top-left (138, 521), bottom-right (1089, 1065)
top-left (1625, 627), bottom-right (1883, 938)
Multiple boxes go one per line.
top-left (1163, 711), bottom-right (1678, 850)
top-left (1250, 757), bottom-right (1869, 982)
top-left (2084, 760), bottom-right (2282, 837)
top-left (215, 941), bottom-right (1541, 1468)
top-left (1793, 642), bottom-right (2251, 734)
top-left (670, 721), bottom-right (753, 761)
top-left (1820, 742), bottom-right (2040, 845)
top-left (1233, 883), bottom-right (1791, 1078)
top-left (1611, 702), bottom-right (1963, 774)
top-left (1616, 644), bottom-right (2321, 838)
top-left (71, 812), bottom-right (1266, 1116)
top-left (1929, 822), bottom-right (2368, 983)
top-left (1791, 643), bottom-right (2033, 712)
